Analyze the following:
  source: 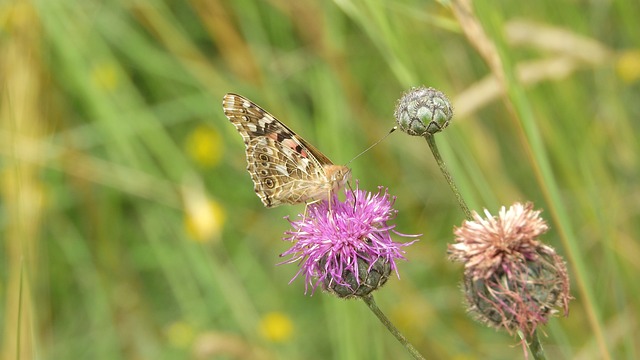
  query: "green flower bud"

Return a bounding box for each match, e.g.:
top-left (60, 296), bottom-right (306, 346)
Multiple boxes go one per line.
top-left (394, 86), bottom-right (453, 136)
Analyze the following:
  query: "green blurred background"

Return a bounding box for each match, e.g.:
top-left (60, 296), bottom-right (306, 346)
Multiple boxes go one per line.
top-left (1, 0), bottom-right (639, 359)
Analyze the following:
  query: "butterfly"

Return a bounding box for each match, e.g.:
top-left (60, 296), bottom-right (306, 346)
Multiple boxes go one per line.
top-left (223, 93), bottom-right (351, 207)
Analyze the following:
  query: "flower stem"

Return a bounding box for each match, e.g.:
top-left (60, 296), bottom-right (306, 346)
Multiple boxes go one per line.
top-left (528, 329), bottom-right (547, 360)
top-left (361, 294), bottom-right (425, 360)
top-left (425, 134), bottom-right (472, 220)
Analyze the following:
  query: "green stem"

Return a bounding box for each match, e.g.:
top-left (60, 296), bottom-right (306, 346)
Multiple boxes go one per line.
top-left (528, 329), bottom-right (547, 360)
top-left (16, 258), bottom-right (24, 360)
top-left (425, 135), bottom-right (472, 220)
top-left (361, 294), bottom-right (425, 360)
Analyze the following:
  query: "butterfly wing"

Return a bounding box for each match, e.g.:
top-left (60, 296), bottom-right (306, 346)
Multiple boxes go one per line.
top-left (223, 93), bottom-right (344, 207)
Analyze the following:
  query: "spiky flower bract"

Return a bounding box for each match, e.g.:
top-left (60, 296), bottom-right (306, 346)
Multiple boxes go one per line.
top-left (281, 185), bottom-right (418, 297)
top-left (449, 202), bottom-right (570, 336)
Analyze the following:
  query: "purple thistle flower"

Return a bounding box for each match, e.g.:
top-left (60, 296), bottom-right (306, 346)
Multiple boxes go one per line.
top-left (280, 185), bottom-right (419, 297)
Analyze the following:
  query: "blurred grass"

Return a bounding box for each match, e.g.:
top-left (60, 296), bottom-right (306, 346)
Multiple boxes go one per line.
top-left (1, 0), bottom-right (639, 359)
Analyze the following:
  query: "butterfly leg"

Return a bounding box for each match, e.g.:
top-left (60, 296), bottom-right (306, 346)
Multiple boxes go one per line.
top-left (302, 202), bottom-right (310, 222)
top-left (303, 198), bottom-right (323, 219)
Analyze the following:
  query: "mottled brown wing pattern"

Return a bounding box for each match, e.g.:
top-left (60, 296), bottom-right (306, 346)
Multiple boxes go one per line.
top-left (222, 93), bottom-right (350, 207)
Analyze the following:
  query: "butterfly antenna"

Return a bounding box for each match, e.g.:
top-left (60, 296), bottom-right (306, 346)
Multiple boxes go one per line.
top-left (346, 181), bottom-right (359, 212)
top-left (345, 126), bottom-right (397, 166)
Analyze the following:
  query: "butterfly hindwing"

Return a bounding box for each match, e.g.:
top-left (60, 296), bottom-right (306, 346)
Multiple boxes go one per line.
top-left (222, 93), bottom-right (350, 207)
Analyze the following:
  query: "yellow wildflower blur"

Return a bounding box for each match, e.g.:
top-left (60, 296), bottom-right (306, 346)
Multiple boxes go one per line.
top-left (185, 125), bottom-right (224, 168)
top-left (184, 197), bottom-right (226, 243)
top-left (90, 62), bottom-right (119, 92)
top-left (259, 312), bottom-right (294, 343)
top-left (616, 50), bottom-right (640, 84)
top-left (165, 321), bottom-right (196, 349)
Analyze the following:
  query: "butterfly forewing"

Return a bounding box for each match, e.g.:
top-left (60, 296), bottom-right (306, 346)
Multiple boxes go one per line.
top-left (222, 93), bottom-right (350, 207)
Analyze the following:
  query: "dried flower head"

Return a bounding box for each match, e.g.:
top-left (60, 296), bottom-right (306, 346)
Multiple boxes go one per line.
top-left (448, 202), bottom-right (570, 336)
top-left (394, 86), bottom-right (453, 136)
top-left (280, 185), bottom-right (419, 297)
